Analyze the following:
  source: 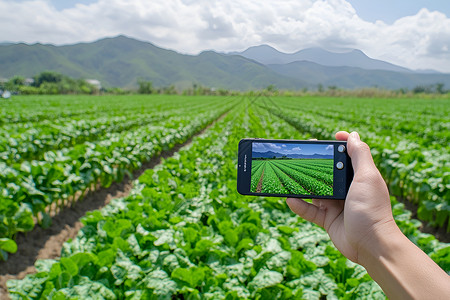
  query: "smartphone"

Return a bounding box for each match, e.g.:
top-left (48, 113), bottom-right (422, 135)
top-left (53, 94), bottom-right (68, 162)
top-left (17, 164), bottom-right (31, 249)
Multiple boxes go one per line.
top-left (237, 138), bottom-right (353, 199)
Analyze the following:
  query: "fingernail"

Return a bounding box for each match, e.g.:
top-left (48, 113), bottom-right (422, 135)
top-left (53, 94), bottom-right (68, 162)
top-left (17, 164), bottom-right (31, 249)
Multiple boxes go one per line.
top-left (351, 131), bottom-right (360, 140)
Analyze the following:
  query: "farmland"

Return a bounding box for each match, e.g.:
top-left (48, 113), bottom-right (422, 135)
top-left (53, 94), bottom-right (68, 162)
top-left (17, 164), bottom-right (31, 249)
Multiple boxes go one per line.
top-left (0, 94), bottom-right (449, 299)
top-left (251, 159), bottom-right (333, 196)
top-left (262, 96), bottom-right (450, 232)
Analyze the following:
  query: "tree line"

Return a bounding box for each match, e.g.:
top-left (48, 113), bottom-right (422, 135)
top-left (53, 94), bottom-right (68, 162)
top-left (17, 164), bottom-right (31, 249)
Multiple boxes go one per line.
top-left (2, 71), bottom-right (449, 97)
top-left (1, 71), bottom-right (100, 95)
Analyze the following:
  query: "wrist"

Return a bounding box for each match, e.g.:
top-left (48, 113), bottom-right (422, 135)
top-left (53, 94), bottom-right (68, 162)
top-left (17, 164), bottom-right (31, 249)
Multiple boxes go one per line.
top-left (357, 219), bottom-right (404, 269)
top-left (357, 220), bottom-right (450, 299)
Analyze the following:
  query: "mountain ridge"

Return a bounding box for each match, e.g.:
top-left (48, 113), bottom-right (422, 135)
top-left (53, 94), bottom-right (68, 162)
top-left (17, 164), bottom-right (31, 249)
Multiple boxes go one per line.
top-left (1, 35), bottom-right (449, 90)
top-left (230, 45), bottom-right (414, 73)
top-left (0, 35), bottom-right (304, 89)
top-left (252, 150), bottom-right (333, 159)
top-left (267, 60), bottom-right (450, 90)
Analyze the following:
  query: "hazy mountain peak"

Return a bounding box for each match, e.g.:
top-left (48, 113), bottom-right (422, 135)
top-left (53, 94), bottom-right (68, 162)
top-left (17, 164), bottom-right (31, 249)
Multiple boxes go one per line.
top-left (229, 44), bottom-right (285, 64)
top-left (242, 44), bottom-right (280, 53)
top-left (232, 45), bottom-right (413, 73)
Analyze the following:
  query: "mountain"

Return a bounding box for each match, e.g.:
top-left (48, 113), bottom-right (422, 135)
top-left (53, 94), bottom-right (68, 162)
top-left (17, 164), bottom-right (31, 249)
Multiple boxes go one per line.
top-left (252, 151), bottom-right (333, 159)
top-left (1, 35), bottom-right (449, 90)
top-left (267, 61), bottom-right (450, 90)
top-left (231, 45), bottom-right (413, 73)
top-left (0, 36), bottom-right (304, 89)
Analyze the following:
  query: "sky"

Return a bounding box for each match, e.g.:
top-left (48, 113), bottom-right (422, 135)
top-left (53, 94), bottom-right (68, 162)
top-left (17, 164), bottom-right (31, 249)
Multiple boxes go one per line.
top-left (1, 0), bottom-right (449, 72)
top-left (252, 142), bottom-right (333, 156)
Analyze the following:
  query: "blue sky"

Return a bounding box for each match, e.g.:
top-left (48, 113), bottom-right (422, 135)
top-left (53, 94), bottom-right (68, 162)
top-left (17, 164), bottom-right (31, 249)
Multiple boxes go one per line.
top-left (12, 0), bottom-right (97, 10)
top-left (45, 0), bottom-right (97, 10)
top-left (347, 0), bottom-right (449, 24)
top-left (252, 142), bottom-right (334, 156)
top-left (1, 0), bottom-right (450, 72)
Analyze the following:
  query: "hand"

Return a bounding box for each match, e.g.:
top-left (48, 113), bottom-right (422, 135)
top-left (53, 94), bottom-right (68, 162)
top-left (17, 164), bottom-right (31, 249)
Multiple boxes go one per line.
top-left (287, 131), bottom-right (450, 299)
top-left (286, 131), bottom-right (396, 263)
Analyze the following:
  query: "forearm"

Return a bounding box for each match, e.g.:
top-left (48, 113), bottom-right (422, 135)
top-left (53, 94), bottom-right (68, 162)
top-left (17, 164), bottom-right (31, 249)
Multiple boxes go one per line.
top-left (360, 226), bottom-right (450, 299)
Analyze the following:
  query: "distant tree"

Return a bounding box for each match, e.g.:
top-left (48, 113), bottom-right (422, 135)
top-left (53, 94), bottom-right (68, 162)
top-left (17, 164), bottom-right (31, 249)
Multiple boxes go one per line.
top-left (9, 76), bottom-right (26, 86)
top-left (328, 85), bottom-right (337, 91)
top-left (137, 79), bottom-right (154, 94)
top-left (4, 76), bottom-right (26, 91)
top-left (397, 87), bottom-right (408, 94)
top-left (33, 71), bottom-right (63, 87)
top-left (264, 84), bottom-right (278, 96)
top-left (161, 85), bottom-right (177, 95)
top-left (435, 83), bottom-right (445, 94)
top-left (412, 85), bottom-right (426, 94)
top-left (412, 83), bottom-right (447, 94)
top-left (266, 84), bottom-right (276, 92)
top-left (38, 82), bottom-right (59, 94)
top-left (18, 86), bottom-right (40, 95)
top-left (216, 88), bottom-right (230, 96)
top-left (10, 71), bottom-right (97, 94)
top-left (317, 83), bottom-right (324, 93)
top-left (184, 83), bottom-right (212, 96)
top-left (104, 87), bottom-right (128, 95)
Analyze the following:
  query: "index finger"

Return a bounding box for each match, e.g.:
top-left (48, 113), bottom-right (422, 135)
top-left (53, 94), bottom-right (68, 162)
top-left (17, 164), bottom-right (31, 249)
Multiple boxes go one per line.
top-left (335, 131), bottom-right (349, 141)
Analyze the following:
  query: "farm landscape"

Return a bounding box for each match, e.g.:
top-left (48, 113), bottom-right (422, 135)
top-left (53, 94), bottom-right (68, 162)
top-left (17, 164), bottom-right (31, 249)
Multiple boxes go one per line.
top-left (1, 1), bottom-right (450, 298)
top-left (0, 93), bottom-right (448, 299)
top-left (250, 143), bottom-right (334, 196)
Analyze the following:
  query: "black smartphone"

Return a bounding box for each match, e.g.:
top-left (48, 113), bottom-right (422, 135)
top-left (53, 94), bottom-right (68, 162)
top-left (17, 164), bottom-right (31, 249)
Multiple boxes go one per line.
top-left (237, 138), bottom-right (353, 199)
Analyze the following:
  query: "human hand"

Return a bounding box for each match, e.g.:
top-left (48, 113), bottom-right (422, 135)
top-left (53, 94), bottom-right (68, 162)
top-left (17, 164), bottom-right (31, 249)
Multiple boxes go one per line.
top-left (286, 131), bottom-right (397, 264)
top-left (288, 131), bottom-right (450, 299)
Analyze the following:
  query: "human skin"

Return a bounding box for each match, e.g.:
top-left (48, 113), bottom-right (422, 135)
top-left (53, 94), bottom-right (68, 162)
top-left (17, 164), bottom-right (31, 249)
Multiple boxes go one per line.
top-left (286, 131), bottom-right (450, 299)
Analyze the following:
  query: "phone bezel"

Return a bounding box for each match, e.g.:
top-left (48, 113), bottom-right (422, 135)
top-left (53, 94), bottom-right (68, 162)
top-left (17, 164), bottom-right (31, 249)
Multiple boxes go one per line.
top-left (237, 138), bottom-right (353, 199)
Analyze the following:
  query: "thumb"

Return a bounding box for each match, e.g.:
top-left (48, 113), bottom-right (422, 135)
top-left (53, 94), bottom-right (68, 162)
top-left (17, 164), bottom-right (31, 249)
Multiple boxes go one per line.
top-left (347, 132), bottom-right (377, 174)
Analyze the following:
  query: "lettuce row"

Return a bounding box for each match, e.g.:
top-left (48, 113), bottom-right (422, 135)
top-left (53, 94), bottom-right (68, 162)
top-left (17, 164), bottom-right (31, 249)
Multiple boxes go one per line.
top-left (8, 104), bottom-right (385, 299)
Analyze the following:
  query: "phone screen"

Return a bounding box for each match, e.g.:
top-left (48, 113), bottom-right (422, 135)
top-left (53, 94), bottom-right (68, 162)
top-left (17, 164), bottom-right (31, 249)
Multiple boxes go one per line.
top-left (250, 141), bottom-right (334, 196)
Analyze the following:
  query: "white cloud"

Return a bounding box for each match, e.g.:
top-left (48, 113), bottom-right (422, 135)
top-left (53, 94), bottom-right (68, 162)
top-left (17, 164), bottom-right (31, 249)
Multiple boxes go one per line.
top-left (0, 0), bottom-right (449, 72)
top-left (253, 142), bottom-right (281, 152)
top-left (252, 143), bottom-right (265, 151)
top-left (266, 143), bottom-right (282, 150)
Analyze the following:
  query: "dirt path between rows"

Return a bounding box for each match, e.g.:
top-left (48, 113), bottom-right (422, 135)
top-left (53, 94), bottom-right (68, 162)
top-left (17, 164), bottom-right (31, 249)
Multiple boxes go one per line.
top-left (0, 111), bottom-right (230, 299)
top-left (256, 168), bottom-right (264, 193)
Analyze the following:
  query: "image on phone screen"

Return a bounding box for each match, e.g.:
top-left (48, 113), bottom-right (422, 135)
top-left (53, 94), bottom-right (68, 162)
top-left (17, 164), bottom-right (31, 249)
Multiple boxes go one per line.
top-left (250, 141), bottom-right (334, 196)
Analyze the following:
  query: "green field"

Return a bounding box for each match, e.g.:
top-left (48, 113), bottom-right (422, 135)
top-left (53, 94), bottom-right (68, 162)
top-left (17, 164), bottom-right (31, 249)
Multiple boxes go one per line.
top-left (1, 95), bottom-right (449, 299)
top-left (251, 159), bottom-right (333, 196)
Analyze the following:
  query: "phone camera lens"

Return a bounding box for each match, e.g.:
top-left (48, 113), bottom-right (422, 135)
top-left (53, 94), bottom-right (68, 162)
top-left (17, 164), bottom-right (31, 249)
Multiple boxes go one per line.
top-left (338, 145), bottom-right (346, 152)
top-left (336, 162), bottom-right (344, 169)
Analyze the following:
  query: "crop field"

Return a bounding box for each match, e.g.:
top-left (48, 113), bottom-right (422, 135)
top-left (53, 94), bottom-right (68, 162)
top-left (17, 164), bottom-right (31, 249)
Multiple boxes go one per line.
top-left (0, 94), bottom-right (449, 299)
top-left (250, 159), bottom-right (333, 195)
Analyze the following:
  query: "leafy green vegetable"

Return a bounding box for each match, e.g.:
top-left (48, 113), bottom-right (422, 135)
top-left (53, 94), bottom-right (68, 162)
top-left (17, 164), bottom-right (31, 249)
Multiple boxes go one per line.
top-left (0, 95), bottom-right (237, 259)
top-left (5, 95), bottom-right (449, 299)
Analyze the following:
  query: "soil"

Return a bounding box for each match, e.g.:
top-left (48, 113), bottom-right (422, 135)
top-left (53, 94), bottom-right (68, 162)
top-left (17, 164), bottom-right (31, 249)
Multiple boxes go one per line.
top-left (256, 169), bottom-right (264, 193)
